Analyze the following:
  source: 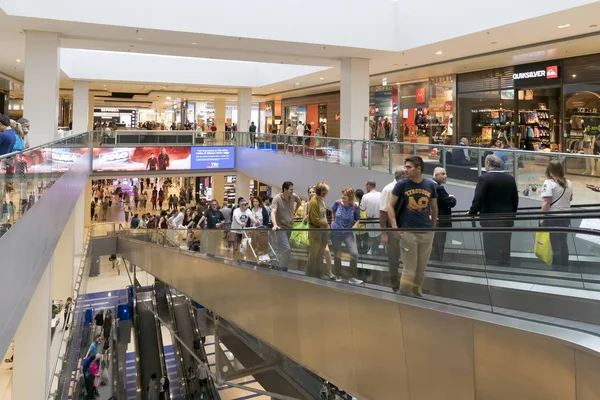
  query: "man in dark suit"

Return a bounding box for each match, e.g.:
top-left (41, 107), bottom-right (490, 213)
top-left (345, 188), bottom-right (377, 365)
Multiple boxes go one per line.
top-left (469, 154), bottom-right (519, 267)
top-left (431, 167), bottom-right (457, 262)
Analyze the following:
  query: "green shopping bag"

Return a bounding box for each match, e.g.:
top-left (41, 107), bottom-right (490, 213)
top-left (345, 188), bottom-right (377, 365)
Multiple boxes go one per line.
top-left (290, 221), bottom-right (309, 249)
top-left (534, 231), bottom-right (553, 265)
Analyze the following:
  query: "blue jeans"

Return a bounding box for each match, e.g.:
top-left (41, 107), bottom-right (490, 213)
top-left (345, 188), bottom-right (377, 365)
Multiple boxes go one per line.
top-left (330, 234), bottom-right (359, 279)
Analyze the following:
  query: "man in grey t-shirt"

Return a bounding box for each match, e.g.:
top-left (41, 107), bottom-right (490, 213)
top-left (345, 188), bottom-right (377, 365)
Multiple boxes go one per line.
top-left (271, 181), bottom-right (302, 270)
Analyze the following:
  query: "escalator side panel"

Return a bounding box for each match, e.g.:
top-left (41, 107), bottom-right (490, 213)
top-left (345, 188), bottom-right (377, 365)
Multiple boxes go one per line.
top-left (135, 293), bottom-right (162, 399)
top-left (119, 237), bottom-right (600, 400)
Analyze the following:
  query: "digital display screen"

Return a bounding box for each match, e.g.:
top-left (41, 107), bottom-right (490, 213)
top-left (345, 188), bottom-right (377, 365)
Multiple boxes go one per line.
top-left (190, 146), bottom-right (235, 170)
top-left (92, 147), bottom-right (191, 172)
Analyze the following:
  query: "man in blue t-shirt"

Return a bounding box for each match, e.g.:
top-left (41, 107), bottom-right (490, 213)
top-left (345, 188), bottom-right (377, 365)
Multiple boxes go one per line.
top-left (387, 156), bottom-right (438, 297)
top-left (0, 114), bottom-right (15, 156)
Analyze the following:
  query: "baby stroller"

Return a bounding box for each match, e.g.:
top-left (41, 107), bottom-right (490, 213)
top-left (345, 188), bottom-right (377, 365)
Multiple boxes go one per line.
top-left (242, 226), bottom-right (278, 266)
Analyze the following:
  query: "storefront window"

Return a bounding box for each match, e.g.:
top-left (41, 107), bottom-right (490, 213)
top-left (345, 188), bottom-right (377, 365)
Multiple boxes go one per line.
top-left (369, 85), bottom-right (395, 141)
top-left (457, 90), bottom-right (515, 147)
top-left (428, 76), bottom-right (454, 145)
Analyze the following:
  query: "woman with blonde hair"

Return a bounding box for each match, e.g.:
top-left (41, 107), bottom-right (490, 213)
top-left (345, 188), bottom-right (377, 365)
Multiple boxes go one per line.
top-left (540, 160), bottom-right (573, 269)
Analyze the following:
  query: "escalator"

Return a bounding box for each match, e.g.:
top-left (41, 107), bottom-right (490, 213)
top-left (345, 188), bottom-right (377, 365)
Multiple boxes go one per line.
top-left (166, 287), bottom-right (219, 400)
top-left (134, 288), bottom-right (166, 400)
top-left (117, 224), bottom-right (600, 400)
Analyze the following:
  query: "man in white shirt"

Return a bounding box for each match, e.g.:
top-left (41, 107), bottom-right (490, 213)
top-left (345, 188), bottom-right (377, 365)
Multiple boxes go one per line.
top-left (169, 206), bottom-right (185, 228)
top-left (379, 166), bottom-right (407, 292)
top-left (296, 122), bottom-right (305, 145)
top-left (285, 124), bottom-right (294, 135)
top-left (360, 180), bottom-right (382, 255)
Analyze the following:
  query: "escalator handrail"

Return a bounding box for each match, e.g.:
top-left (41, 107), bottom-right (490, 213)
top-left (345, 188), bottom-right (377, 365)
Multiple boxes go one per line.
top-left (151, 289), bottom-right (170, 399)
top-left (0, 130), bottom-right (95, 160)
top-left (164, 287), bottom-right (191, 399)
top-left (131, 282), bottom-right (143, 400)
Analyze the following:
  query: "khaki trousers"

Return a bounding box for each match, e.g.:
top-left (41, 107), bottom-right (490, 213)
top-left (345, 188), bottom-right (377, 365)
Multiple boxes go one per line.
top-left (400, 232), bottom-right (434, 292)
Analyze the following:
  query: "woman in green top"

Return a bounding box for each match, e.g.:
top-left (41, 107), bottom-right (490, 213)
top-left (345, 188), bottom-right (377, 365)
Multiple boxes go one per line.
top-left (306, 183), bottom-right (333, 278)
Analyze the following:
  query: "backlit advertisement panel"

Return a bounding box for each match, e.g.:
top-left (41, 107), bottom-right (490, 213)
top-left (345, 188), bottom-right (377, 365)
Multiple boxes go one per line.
top-left (190, 146), bottom-right (235, 169)
top-left (93, 147), bottom-right (191, 172)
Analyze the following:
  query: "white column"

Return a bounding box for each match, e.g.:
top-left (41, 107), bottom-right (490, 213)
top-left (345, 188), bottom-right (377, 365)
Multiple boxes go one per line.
top-left (214, 98), bottom-right (226, 131)
top-left (237, 88), bottom-right (252, 132)
top-left (23, 31), bottom-right (60, 147)
top-left (13, 264), bottom-right (53, 400)
top-left (235, 173), bottom-right (251, 201)
top-left (340, 58), bottom-right (370, 140)
top-left (88, 92), bottom-right (95, 131)
top-left (73, 81), bottom-right (90, 134)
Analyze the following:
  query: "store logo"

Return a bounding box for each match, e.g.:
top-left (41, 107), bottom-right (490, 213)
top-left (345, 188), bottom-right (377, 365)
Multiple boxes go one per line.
top-left (415, 88), bottom-right (426, 104)
top-left (513, 65), bottom-right (559, 80)
top-left (546, 66), bottom-right (558, 79)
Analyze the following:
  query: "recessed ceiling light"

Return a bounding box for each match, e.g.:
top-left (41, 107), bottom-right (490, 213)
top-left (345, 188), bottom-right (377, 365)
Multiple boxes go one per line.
top-left (572, 74), bottom-right (577, 78)
top-left (396, 82), bottom-right (400, 85)
top-left (137, 37), bottom-right (143, 40)
top-left (166, 96), bottom-right (171, 100)
top-left (558, 24), bottom-right (570, 29)
top-left (435, 51), bottom-right (443, 55)
top-left (320, 77), bottom-right (324, 80)
top-left (16, 59), bottom-right (21, 62)
top-left (192, 42), bottom-right (196, 45)
top-left (270, 88), bottom-right (275, 91)
top-left (295, 83), bottom-right (300, 85)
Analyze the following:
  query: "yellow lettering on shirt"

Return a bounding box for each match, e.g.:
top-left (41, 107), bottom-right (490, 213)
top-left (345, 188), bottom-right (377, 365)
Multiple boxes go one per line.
top-left (405, 189), bottom-right (432, 211)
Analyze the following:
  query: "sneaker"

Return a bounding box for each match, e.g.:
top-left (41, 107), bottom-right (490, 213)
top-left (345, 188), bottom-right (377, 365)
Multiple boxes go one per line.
top-left (412, 287), bottom-right (423, 297)
top-left (349, 278), bottom-right (363, 285)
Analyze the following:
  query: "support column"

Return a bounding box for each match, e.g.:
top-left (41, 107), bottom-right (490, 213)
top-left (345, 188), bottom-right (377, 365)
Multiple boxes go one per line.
top-left (88, 92), bottom-right (95, 131)
top-left (73, 81), bottom-right (90, 134)
top-left (235, 174), bottom-right (251, 201)
top-left (214, 98), bottom-right (226, 131)
top-left (23, 31), bottom-right (60, 147)
top-left (13, 264), bottom-right (53, 400)
top-left (237, 88), bottom-right (252, 132)
top-left (340, 58), bottom-right (369, 140)
top-left (211, 174), bottom-right (225, 206)
top-left (84, 180), bottom-right (92, 230)
top-left (54, 212), bottom-right (74, 302)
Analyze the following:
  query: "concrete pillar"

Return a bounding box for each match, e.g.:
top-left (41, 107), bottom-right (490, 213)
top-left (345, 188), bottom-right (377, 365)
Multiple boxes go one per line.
top-left (13, 264), bottom-right (53, 400)
top-left (211, 175), bottom-right (225, 206)
top-left (88, 92), bottom-right (95, 131)
top-left (54, 212), bottom-right (74, 302)
top-left (235, 174), bottom-right (251, 201)
top-left (237, 88), bottom-right (252, 132)
top-left (23, 31), bottom-right (60, 147)
top-left (340, 58), bottom-right (369, 140)
top-left (73, 81), bottom-right (90, 134)
top-left (214, 98), bottom-right (226, 131)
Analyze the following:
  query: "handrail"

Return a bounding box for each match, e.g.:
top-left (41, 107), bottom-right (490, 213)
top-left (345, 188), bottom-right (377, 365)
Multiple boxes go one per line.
top-left (164, 288), bottom-right (191, 399)
top-left (0, 131), bottom-right (93, 160)
top-left (48, 229), bottom-right (92, 400)
top-left (151, 289), bottom-right (170, 400)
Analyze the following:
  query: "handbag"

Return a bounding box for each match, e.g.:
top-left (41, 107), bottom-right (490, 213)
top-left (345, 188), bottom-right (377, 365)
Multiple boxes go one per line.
top-left (93, 375), bottom-right (101, 388)
top-left (534, 231), bottom-right (553, 265)
top-left (290, 221), bottom-right (309, 248)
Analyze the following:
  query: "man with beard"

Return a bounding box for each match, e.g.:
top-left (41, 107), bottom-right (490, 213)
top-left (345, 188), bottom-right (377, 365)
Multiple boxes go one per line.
top-left (158, 147), bottom-right (170, 170)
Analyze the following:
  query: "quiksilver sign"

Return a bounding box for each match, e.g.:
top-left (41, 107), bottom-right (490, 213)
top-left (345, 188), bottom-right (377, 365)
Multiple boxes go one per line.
top-left (513, 66), bottom-right (558, 80)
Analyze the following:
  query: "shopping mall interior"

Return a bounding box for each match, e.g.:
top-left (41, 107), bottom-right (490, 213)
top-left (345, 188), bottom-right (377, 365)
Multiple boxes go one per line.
top-left (2, 1), bottom-right (600, 400)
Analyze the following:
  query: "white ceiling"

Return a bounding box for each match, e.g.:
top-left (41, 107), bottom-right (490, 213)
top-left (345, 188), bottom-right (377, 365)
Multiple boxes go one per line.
top-left (1, 1), bottom-right (600, 109)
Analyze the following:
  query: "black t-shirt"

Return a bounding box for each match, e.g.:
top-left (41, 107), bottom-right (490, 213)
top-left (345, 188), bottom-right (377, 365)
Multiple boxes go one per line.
top-left (204, 209), bottom-right (224, 229)
top-left (391, 178), bottom-right (438, 228)
top-left (95, 313), bottom-right (104, 326)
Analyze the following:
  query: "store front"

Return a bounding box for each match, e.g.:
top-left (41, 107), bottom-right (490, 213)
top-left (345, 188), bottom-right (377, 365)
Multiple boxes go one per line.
top-left (369, 85), bottom-right (398, 141)
top-left (456, 56), bottom-right (600, 154)
top-left (282, 92), bottom-right (338, 137)
top-left (94, 108), bottom-right (138, 128)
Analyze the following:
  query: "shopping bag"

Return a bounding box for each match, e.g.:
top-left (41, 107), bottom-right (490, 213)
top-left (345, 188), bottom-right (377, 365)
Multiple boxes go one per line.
top-left (290, 222), bottom-right (309, 249)
top-left (534, 232), bottom-right (553, 265)
top-left (240, 237), bottom-right (251, 254)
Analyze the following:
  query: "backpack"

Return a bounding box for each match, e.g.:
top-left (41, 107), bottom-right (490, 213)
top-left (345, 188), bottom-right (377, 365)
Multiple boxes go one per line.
top-left (12, 132), bottom-right (24, 152)
top-left (162, 376), bottom-right (170, 391)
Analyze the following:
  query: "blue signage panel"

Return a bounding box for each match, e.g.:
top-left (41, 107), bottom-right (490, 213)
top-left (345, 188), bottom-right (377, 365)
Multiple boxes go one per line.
top-left (190, 146), bottom-right (235, 170)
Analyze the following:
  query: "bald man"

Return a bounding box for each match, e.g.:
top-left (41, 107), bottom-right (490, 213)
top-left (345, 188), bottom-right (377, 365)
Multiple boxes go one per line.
top-left (431, 167), bottom-right (456, 262)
